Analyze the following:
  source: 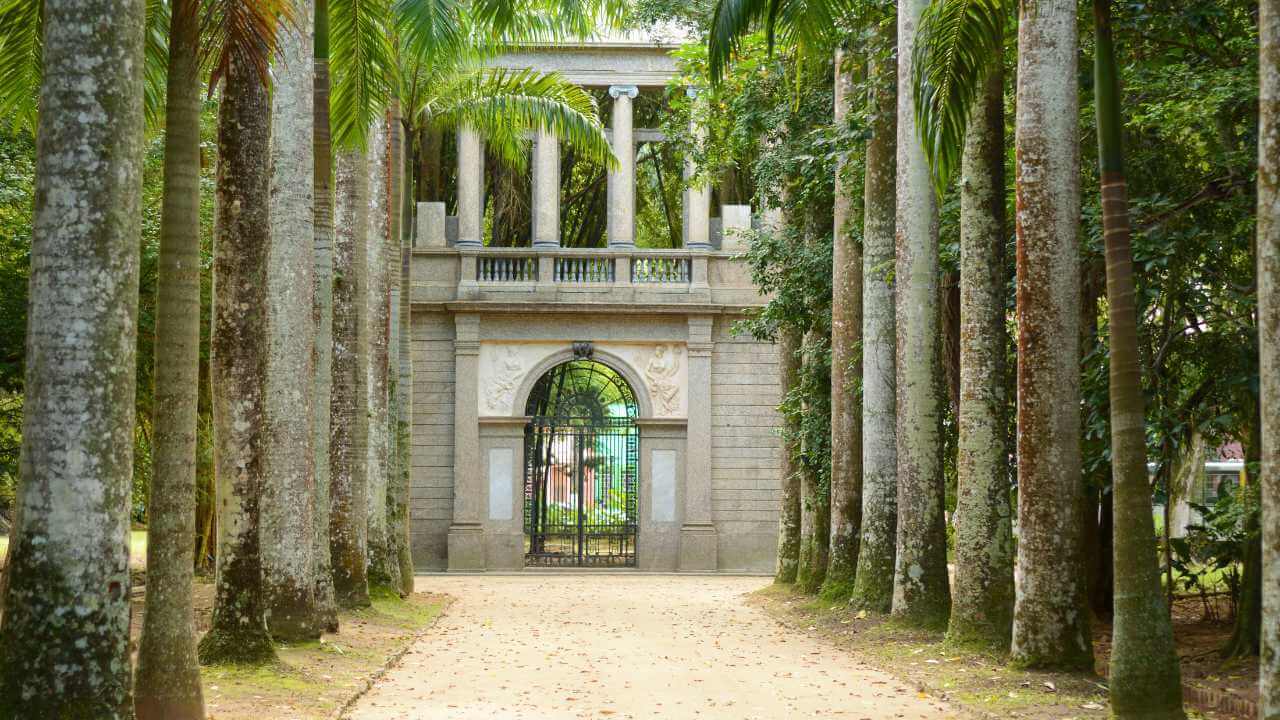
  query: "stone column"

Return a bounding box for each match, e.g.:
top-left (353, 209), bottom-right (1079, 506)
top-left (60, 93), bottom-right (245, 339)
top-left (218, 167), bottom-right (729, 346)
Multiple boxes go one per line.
top-left (447, 314), bottom-right (484, 569)
top-left (607, 85), bottom-right (638, 248)
top-left (679, 316), bottom-right (717, 571)
top-left (456, 127), bottom-right (483, 248)
top-left (531, 129), bottom-right (560, 248)
top-left (684, 88), bottom-right (712, 250)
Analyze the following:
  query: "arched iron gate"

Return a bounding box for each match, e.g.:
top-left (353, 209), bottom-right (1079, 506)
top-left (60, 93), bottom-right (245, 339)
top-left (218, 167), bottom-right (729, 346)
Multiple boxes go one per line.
top-left (523, 358), bottom-right (639, 567)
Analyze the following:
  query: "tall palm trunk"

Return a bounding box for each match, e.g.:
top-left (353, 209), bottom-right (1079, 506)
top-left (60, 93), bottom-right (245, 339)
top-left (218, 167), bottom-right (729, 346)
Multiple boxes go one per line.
top-left (892, 0), bottom-right (950, 629)
top-left (776, 327), bottom-right (802, 583)
top-left (823, 47), bottom-right (863, 602)
top-left (1093, 1), bottom-right (1184, 713)
top-left (365, 117), bottom-right (399, 593)
top-left (0, 0), bottom-right (143, 712)
top-left (263, 0), bottom-right (322, 642)
top-left (312, 0), bottom-right (340, 632)
top-left (1009, 0), bottom-right (1093, 671)
top-left (135, 0), bottom-right (206, 714)
top-left (331, 146), bottom-right (372, 609)
top-left (796, 331), bottom-right (830, 593)
top-left (199, 55), bottom-right (278, 665)
top-left (851, 24), bottom-right (898, 612)
top-left (388, 104), bottom-right (416, 596)
top-left (947, 67), bottom-right (1014, 650)
top-left (1256, 0), bottom-right (1279, 713)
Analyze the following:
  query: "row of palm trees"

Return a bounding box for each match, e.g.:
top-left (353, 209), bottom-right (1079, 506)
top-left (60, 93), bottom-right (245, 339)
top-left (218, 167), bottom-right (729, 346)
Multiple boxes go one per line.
top-left (0, 0), bottom-right (618, 716)
top-left (709, 0), bottom-right (1278, 717)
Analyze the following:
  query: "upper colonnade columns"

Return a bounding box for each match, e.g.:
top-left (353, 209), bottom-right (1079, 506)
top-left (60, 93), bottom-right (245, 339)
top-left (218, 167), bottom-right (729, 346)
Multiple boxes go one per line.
top-left (607, 84), bottom-right (639, 248)
top-left (531, 129), bottom-right (560, 248)
top-left (456, 127), bottom-right (484, 248)
top-left (684, 87), bottom-right (712, 251)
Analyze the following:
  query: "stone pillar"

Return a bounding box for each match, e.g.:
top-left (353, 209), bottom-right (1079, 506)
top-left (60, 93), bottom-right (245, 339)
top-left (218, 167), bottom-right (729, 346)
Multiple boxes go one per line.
top-left (447, 314), bottom-right (484, 569)
top-left (456, 127), bottom-right (483, 248)
top-left (684, 88), bottom-right (712, 250)
top-left (679, 316), bottom-right (717, 571)
top-left (531, 129), bottom-right (560, 248)
top-left (607, 85), bottom-right (638, 248)
top-left (415, 201), bottom-right (447, 248)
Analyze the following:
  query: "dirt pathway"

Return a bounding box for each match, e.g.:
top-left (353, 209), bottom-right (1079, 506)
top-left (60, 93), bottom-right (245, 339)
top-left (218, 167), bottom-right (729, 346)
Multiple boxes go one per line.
top-left (346, 575), bottom-right (958, 719)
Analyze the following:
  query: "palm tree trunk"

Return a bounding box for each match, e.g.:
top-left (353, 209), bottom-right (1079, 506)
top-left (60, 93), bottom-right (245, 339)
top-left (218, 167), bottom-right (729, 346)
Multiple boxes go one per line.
top-left (390, 106), bottom-right (417, 596)
top-left (796, 330), bottom-right (830, 594)
top-left (263, 0), bottom-right (322, 642)
top-left (199, 54), bottom-right (278, 665)
top-left (331, 146), bottom-right (372, 609)
top-left (365, 117), bottom-right (399, 593)
top-left (851, 25), bottom-right (897, 613)
top-left (892, 0), bottom-right (950, 629)
top-left (1093, 1), bottom-right (1185, 713)
top-left (0, 0), bottom-right (143, 712)
top-left (311, 0), bottom-right (340, 633)
top-left (1259, 0), bottom-right (1280, 713)
top-left (135, 0), bottom-right (206, 714)
top-left (1009, 0), bottom-right (1093, 671)
top-left (823, 47), bottom-right (863, 602)
top-left (776, 328), bottom-right (802, 584)
top-left (947, 67), bottom-right (1014, 650)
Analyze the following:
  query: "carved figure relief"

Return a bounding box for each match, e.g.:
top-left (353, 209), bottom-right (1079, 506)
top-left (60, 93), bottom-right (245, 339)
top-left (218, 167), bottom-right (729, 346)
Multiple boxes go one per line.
top-left (644, 344), bottom-right (683, 415)
top-left (485, 346), bottom-right (525, 413)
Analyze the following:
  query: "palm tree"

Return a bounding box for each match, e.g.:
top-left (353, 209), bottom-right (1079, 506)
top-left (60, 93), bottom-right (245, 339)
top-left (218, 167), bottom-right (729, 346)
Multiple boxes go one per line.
top-left (135, 0), bottom-right (208, 713)
top-left (946, 64), bottom-right (1013, 650)
top-left (821, 47), bottom-right (863, 603)
top-left (1091, 0), bottom-right (1183, 713)
top-left (199, 38), bottom-right (282, 664)
top-left (263, 0), bottom-right (325, 643)
top-left (1256, 0), bottom-right (1278, 714)
top-left (850, 16), bottom-right (898, 614)
top-left (388, 99), bottom-right (416, 597)
top-left (1007, 0), bottom-right (1092, 670)
top-left (0, 0), bottom-right (144, 713)
top-left (777, 327), bottom-right (802, 583)
top-left (891, 0), bottom-right (950, 630)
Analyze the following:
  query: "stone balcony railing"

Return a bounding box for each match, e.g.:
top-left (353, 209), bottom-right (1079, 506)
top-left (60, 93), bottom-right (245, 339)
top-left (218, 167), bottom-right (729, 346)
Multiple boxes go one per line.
top-left (410, 246), bottom-right (767, 309)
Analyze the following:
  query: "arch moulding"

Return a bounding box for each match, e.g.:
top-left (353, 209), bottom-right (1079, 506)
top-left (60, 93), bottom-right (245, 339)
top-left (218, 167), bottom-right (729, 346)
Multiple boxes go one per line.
top-left (511, 346), bottom-right (656, 420)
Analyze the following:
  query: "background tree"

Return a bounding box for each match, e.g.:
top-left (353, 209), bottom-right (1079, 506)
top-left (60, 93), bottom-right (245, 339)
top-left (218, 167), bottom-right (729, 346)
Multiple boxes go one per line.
top-left (135, 0), bottom-right (208, 713)
top-left (263, 0), bottom-right (323, 642)
top-left (0, 0), bottom-right (144, 712)
top-left (891, 0), bottom-right (950, 629)
top-left (777, 327), bottom-right (802, 583)
top-left (1009, 0), bottom-right (1093, 670)
top-left (1258, 0), bottom-right (1279, 713)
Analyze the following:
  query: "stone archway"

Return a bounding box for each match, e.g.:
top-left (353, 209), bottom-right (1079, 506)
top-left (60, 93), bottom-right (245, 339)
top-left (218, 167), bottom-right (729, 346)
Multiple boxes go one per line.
top-left (521, 358), bottom-right (640, 567)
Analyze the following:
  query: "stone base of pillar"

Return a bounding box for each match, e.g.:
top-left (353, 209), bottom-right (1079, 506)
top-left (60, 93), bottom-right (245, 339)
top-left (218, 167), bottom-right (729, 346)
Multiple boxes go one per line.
top-left (678, 523), bottom-right (718, 572)
top-left (447, 523), bottom-right (485, 570)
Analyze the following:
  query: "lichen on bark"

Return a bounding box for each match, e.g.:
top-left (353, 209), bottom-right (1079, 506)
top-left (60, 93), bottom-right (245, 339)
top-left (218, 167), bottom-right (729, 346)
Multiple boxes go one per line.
top-left (891, 0), bottom-right (951, 630)
top-left (262, 0), bottom-right (322, 643)
top-left (851, 28), bottom-right (898, 614)
top-left (1009, 0), bottom-right (1094, 671)
top-left (823, 47), bottom-right (864, 603)
top-left (0, 0), bottom-right (144, 712)
top-left (199, 54), bottom-right (278, 666)
top-left (947, 68), bottom-right (1014, 651)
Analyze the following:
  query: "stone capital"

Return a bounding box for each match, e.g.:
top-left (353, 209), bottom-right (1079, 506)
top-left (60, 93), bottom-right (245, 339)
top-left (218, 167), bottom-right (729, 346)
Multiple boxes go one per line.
top-left (608, 84), bottom-right (640, 99)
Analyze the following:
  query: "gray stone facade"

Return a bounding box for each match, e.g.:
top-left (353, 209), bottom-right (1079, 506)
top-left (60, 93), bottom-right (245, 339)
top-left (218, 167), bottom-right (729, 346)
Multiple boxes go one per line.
top-left (406, 32), bottom-right (782, 573)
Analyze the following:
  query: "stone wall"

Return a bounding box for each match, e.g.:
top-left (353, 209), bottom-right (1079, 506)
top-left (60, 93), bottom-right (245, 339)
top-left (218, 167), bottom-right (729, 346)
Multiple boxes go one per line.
top-left (710, 318), bottom-right (783, 572)
top-left (410, 311), bottom-right (455, 569)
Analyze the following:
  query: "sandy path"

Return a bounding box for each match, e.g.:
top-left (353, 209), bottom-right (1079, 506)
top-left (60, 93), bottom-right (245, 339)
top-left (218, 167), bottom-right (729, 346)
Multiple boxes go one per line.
top-left (346, 575), bottom-right (958, 720)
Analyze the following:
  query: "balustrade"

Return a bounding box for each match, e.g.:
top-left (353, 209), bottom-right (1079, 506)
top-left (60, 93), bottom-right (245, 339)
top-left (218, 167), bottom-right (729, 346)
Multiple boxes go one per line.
top-left (631, 255), bottom-right (691, 284)
top-left (477, 255), bottom-right (538, 282)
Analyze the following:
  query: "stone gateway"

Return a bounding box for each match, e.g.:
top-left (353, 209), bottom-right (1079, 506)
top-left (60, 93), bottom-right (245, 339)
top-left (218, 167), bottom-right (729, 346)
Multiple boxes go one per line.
top-left (406, 31), bottom-right (783, 573)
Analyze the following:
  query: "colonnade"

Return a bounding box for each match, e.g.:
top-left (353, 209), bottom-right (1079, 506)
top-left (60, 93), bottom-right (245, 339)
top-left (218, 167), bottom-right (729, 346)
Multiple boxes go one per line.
top-left (453, 84), bottom-right (712, 250)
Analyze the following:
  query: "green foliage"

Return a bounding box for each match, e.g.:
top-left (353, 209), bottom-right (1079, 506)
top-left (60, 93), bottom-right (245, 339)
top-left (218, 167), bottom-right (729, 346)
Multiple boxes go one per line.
top-left (1170, 481), bottom-right (1255, 618)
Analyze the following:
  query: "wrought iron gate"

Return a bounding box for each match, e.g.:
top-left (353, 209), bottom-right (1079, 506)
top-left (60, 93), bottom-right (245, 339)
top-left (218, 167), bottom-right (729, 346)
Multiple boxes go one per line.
top-left (522, 358), bottom-right (639, 567)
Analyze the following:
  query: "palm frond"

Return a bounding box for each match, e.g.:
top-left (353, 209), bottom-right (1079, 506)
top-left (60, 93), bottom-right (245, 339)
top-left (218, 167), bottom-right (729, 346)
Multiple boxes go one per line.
top-left (330, 0), bottom-right (395, 148)
top-left (912, 0), bottom-right (1006, 194)
top-left (202, 0), bottom-right (293, 91)
top-left (707, 0), bottom-right (772, 84)
top-left (0, 0), bottom-right (43, 134)
top-left (707, 0), bottom-right (852, 85)
top-left (423, 67), bottom-right (613, 172)
top-left (144, 0), bottom-right (170, 131)
top-left (393, 0), bottom-right (465, 66)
